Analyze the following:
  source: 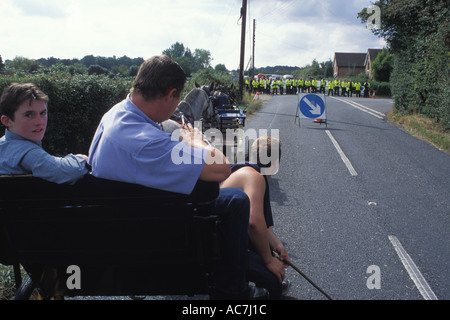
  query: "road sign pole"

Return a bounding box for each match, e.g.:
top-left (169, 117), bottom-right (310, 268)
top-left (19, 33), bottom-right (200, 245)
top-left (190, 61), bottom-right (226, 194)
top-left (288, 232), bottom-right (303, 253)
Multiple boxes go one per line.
top-left (295, 93), bottom-right (301, 127)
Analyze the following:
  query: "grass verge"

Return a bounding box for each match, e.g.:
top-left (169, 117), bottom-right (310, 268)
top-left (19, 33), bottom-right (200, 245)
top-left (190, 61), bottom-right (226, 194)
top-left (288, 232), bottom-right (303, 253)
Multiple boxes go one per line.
top-left (240, 91), bottom-right (265, 115)
top-left (388, 111), bottom-right (450, 153)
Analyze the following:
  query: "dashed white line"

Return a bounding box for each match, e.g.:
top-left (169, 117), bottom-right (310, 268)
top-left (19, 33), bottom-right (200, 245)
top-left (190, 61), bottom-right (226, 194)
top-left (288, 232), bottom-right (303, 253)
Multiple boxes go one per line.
top-left (325, 130), bottom-right (358, 176)
top-left (388, 235), bottom-right (438, 300)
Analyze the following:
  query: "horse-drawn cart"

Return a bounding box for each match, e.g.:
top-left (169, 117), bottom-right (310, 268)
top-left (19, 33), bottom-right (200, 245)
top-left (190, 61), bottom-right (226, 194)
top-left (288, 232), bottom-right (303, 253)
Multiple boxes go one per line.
top-left (0, 175), bottom-right (222, 300)
top-left (207, 91), bottom-right (247, 160)
top-left (166, 84), bottom-right (248, 160)
top-left (215, 105), bottom-right (247, 135)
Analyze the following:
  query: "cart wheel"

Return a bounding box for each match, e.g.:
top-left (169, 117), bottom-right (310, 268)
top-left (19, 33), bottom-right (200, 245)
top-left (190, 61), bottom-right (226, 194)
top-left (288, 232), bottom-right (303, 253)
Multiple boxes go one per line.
top-left (14, 276), bottom-right (36, 300)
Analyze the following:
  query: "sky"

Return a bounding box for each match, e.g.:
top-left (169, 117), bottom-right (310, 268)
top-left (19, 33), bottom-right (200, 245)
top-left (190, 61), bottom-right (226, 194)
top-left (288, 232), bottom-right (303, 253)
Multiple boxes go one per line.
top-left (0, 0), bottom-right (386, 70)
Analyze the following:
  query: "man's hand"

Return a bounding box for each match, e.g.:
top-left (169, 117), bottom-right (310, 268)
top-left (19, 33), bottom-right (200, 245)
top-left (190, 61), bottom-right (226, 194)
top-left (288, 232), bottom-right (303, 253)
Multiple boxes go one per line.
top-left (273, 245), bottom-right (290, 268)
top-left (266, 256), bottom-right (286, 283)
top-left (179, 123), bottom-right (207, 149)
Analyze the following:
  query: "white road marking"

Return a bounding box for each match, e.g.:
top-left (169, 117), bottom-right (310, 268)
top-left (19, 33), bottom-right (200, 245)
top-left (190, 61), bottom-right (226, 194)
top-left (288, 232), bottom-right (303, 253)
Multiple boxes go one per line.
top-left (343, 99), bottom-right (386, 117)
top-left (325, 130), bottom-right (358, 176)
top-left (388, 235), bottom-right (438, 300)
top-left (331, 97), bottom-right (385, 119)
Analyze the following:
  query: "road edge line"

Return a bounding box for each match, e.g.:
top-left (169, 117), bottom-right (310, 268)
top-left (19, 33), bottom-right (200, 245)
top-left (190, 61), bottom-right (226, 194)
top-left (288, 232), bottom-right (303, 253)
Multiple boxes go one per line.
top-left (388, 235), bottom-right (438, 300)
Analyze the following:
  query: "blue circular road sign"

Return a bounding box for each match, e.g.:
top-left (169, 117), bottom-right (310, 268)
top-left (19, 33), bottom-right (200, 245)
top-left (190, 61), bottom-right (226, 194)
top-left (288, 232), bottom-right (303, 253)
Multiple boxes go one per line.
top-left (299, 94), bottom-right (325, 119)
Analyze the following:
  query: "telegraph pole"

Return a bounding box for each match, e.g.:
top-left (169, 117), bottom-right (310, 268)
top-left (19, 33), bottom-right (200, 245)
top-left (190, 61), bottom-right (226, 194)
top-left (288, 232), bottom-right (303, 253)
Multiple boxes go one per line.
top-left (252, 19), bottom-right (256, 79)
top-left (238, 0), bottom-right (247, 100)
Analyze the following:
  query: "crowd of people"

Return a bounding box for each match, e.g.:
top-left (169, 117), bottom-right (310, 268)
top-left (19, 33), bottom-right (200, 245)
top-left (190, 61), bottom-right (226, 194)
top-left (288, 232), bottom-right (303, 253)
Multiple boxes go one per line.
top-left (247, 76), bottom-right (373, 98)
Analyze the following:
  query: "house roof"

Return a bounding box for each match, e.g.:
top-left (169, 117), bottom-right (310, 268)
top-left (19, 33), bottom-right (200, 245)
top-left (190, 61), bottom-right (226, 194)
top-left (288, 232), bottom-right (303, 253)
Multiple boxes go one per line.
top-left (334, 52), bottom-right (367, 68)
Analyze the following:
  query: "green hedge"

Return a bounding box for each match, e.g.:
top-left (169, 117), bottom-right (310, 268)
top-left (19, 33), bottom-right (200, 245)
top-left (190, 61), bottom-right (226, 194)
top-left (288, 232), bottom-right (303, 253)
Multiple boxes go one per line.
top-left (0, 72), bottom-right (132, 156)
top-left (370, 81), bottom-right (391, 97)
top-left (0, 68), bottom-right (237, 157)
top-left (357, 0), bottom-right (449, 131)
top-left (391, 25), bottom-right (450, 130)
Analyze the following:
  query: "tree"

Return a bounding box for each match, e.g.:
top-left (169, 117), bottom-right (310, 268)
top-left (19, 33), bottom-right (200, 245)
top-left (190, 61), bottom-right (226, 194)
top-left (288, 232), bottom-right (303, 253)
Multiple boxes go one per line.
top-left (215, 64), bottom-right (228, 73)
top-left (358, 0), bottom-right (448, 52)
top-left (174, 56), bottom-right (193, 77)
top-left (293, 59), bottom-right (329, 79)
top-left (0, 55), bottom-right (4, 74)
top-left (81, 55), bottom-right (97, 68)
top-left (358, 0), bottom-right (450, 129)
top-left (87, 64), bottom-right (109, 76)
top-left (371, 48), bottom-right (393, 82)
top-left (7, 56), bottom-right (41, 74)
top-left (128, 65), bottom-right (140, 77)
top-left (163, 42), bottom-right (193, 75)
top-left (163, 42), bottom-right (212, 76)
top-left (320, 60), bottom-right (333, 78)
top-left (69, 63), bottom-right (88, 75)
top-left (163, 42), bottom-right (188, 59)
top-left (193, 49), bottom-right (212, 70)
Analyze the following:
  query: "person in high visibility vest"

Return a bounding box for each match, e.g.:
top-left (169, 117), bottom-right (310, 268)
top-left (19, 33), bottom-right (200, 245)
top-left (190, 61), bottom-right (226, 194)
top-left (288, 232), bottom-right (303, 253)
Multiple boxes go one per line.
top-left (298, 78), bottom-right (304, 93)
top-left (327, 80), bottom-right (334, 96)
top-left (252, 79), bottom-right (259, 94)
top-left (341, 80), bottom-right (347, 97)
top-left (258, 77), bottom-right (264, 94)
top-left (264, 78), bottom-right (270, 95)
top-left (305, 79), bottom-right (311, 92)
top-left (334, 79), bottom-right (340, 96)
top-left (285, 78), bottom-right (291, 94)
top-left (355, 81), bottom-right (361, 97)
top-left (245, 78), bottom-right (251, 93)
top-left (278, 79), bottom-right (284, 95)
top-left (271, 79), bottom-right (278, 95)
top-left (320, 79), bottom-right (325, 94)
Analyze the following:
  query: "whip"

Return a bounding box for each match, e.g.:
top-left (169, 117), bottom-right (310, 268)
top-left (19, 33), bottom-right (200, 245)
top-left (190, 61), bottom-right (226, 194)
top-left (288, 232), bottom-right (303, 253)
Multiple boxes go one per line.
top-left (273, 251), bottom-right (333, 300)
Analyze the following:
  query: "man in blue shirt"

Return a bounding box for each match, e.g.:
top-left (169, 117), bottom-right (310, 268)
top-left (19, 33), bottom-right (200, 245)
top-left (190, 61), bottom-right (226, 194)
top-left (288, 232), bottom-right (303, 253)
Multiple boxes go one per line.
top-left (88, 55), bottom-right (268, 299)
top-left (0, 83), bottom-right (88, 184)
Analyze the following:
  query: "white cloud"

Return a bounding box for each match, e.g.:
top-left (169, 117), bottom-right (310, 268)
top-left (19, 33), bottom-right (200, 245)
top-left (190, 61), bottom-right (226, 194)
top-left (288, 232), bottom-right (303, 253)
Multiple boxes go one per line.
top-left (0, 0), bottom-right (385, 70)
top-left (12, 0), bottom-right (69, 18)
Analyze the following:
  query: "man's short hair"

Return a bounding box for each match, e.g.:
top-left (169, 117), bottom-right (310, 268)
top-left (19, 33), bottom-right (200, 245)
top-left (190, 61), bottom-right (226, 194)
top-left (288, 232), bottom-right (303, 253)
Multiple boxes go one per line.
top-left (131, 55), bottom-right (186, 101)
top-left (0, 83), bottom-right (49, 121)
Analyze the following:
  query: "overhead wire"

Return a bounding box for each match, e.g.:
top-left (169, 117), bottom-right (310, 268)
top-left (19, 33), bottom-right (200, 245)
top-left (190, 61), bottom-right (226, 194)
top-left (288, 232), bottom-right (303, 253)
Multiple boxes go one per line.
top-left (258, 0), bottom-right (297, 19)
top-left (246, 0), bottom-right (352, 67)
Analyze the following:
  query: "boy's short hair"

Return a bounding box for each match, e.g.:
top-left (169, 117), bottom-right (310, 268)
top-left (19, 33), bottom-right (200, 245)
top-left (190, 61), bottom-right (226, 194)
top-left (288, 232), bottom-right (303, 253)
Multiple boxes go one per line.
top-left (131, 55), bottom-right (186, 101)
top-left (250, 135), bottom-right (282, 168)
top-left (0, 83), bottom-right (49, 121)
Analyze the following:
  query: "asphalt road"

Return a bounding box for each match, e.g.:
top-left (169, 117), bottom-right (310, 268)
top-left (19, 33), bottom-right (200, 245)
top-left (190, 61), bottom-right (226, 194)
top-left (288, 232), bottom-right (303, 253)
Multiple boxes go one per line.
top-left (246, 92), bottom-right (449, 300)
top-left (70, 92), bottom-right (449, 302)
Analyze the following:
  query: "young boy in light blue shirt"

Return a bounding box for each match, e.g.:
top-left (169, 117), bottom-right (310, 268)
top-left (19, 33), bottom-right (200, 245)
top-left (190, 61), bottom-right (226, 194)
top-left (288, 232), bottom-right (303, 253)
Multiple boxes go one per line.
top-left (0, 83), bottom-right (89, 184)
